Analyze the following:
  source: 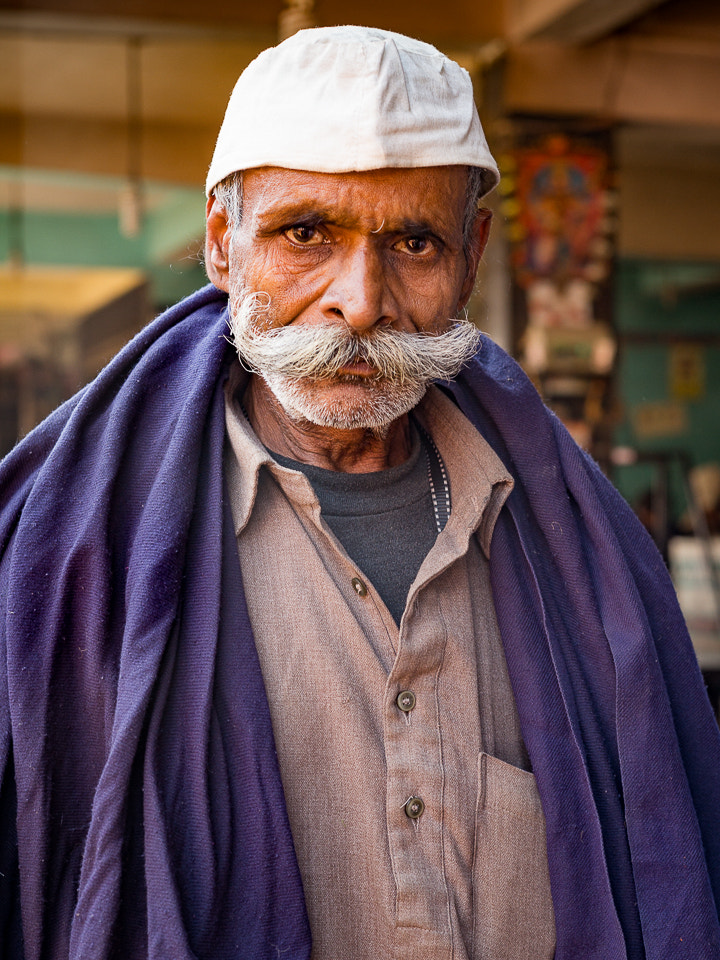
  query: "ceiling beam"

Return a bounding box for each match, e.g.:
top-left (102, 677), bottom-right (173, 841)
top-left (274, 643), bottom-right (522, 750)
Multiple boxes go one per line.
top-left (0, 0), bottom-right (505, 48)
top-left (0, 0), bottom-right (283, 33)
top-left (0, 112), bottom-right (216, 186)
top-left (504, 0), bottom-right (670, 44)
top-left (503, 35), bottom-right (720, 128)
top-left (0, 10), bottom-right (274, 46)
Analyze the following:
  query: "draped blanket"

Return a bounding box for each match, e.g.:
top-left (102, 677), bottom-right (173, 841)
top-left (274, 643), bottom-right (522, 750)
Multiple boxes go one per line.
top-left (0, 284), bottom-right (718, 959)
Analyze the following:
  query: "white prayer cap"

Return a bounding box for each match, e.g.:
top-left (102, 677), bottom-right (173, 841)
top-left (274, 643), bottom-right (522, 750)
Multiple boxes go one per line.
top-left (206, 25), bottom-right (499, 198)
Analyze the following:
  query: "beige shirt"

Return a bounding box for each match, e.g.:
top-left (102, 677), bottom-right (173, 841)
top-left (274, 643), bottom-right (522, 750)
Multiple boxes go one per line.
top-left (224, 367), bottom-right (555, 960)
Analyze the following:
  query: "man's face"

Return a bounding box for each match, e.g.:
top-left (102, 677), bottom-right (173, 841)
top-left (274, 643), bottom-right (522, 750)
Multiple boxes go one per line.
top-left (209, 166), bottom-right (487, 430)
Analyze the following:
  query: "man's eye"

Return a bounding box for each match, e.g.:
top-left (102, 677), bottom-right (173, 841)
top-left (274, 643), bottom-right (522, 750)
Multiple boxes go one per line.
top-left (284, 224), bottom-right (325, 246)
top-left (396, 236), bottom-right (434, 255)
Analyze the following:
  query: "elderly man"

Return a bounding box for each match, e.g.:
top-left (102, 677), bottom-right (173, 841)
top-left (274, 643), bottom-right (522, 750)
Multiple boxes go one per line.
top-left (0, 25), bottom-right (718, 960)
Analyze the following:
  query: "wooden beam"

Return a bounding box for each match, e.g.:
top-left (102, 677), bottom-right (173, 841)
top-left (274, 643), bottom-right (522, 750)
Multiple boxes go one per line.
top-left (0, 111), bottom-right (216, 186)
top-left (503, 36), bottom-right (720, 129)
top-left (504, 0), bottom-right (669, 44)
top-left (0, 0), bottom-right (283, 33)
top-left (0, 1), bottom-right (505, 47)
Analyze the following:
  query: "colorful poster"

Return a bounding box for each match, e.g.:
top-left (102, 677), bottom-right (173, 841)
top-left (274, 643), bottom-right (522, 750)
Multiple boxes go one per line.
top-left (504, 133), bottom-right (612, 292)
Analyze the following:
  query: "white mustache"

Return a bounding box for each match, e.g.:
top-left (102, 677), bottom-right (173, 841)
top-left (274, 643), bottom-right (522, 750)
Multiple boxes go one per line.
top-left (228, 290), bottom-right (482, 387)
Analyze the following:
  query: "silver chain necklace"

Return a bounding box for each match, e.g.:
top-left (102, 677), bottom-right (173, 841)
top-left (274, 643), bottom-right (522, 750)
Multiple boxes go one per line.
top-left (416, 423), bottom-right (451, 534)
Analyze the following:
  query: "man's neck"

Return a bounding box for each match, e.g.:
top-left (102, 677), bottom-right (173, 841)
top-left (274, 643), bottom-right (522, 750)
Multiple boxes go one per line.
top-left (243, 376), bottom-right (412, 473)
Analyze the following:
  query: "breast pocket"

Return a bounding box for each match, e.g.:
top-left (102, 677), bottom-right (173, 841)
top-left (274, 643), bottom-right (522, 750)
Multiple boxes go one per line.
top-left (472, 753), bottom-right (555, 960)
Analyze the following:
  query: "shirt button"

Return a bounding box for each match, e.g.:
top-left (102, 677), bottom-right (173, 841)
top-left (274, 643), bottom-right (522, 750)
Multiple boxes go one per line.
top-left (404, 796), bottom-right (425, 820)
top-left (396, 690), bottom-right (416, 713)
top-left (351, 577), bottom-right (367, 597)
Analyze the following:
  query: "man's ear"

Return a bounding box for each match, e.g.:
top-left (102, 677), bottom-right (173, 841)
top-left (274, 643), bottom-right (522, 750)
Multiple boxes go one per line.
top-left (205, 195), bottom-right (232, 293)
top-left (457, 207), bottom-right (492, 311)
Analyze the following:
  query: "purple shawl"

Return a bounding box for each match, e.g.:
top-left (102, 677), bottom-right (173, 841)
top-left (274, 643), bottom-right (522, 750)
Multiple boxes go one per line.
top-left (0, 285), bottom-right (718, 959)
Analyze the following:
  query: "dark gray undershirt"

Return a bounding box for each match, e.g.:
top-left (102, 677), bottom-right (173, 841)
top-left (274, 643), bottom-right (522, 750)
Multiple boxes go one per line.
top-left (270, 433), bottom-right (437, 625)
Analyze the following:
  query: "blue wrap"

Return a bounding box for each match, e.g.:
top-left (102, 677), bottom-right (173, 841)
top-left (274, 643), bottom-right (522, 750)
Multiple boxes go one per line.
top-left (0, 284), bottom-right (718, 958)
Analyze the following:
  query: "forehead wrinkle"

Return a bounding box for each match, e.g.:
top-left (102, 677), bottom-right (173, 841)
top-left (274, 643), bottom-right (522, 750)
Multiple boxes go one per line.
top-left (251, 199), bottom-right (460, 243)
top-left (241, 168), bottom-right (467, 240)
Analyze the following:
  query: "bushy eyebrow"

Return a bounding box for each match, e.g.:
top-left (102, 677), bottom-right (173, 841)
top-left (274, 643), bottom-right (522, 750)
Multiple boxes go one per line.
top-left (253, 202), bottom-right (336, 230)
top-left (394, 220), bottom-right (441, 237)
top-left (254, 202), bottom-right (449, 240)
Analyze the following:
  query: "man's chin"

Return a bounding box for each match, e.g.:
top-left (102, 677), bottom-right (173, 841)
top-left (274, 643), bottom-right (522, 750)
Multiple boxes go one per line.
top-left (262, 373), bottom-right (428, 432)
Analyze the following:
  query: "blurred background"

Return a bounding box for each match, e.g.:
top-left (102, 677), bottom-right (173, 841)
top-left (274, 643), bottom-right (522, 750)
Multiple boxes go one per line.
top-left (1, 0), bottom-right (720, 698)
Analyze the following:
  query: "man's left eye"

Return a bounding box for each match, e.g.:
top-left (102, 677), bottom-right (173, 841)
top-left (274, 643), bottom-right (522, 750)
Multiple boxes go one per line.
top-left (397, 236), bottom-right (433, 255)
top-left (284, 225), bottom-right (325, 245)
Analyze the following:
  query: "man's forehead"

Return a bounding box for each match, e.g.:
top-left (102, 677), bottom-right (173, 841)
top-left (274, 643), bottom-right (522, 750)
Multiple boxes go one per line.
top-left (241, 166), bottom-right (468, 232)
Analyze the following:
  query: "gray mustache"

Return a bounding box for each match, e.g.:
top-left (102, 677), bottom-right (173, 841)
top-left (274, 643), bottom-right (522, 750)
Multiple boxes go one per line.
top-left (229, 293), bottom-right (482, 387)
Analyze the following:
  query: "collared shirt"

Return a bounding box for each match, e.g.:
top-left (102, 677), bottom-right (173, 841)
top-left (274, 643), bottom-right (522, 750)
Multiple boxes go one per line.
top-left (224, 365), bottom-right (555, 960)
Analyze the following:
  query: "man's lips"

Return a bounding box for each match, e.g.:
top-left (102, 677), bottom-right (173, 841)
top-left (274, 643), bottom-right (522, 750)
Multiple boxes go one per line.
top-left (336, 359), bottom-right (377, 377)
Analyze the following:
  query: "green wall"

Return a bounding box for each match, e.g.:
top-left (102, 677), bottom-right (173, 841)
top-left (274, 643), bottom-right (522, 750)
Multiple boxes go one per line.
top-left (1, 168), bottom-right (209, 307)
top-left (612, 259), bottom-right (720, 519)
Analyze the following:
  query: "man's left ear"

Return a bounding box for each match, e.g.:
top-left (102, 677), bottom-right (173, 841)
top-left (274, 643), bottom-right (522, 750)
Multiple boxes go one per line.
top-left (205, 195), bottom-right (232, 293)
top-left (457, 207), bottom-right (492, 311)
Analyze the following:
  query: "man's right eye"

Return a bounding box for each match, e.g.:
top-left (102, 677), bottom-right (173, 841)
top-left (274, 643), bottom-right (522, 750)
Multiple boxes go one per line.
top-left (283, 224), bottom-right (325, 245)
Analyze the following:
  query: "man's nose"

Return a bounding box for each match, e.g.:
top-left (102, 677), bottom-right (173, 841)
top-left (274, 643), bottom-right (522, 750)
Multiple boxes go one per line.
top-left (320, 242), bottom-right (397, 331)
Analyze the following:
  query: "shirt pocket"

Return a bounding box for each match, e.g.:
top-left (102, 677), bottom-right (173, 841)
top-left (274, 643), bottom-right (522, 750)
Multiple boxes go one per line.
top-left (472, 752), bottom-right (556, 960)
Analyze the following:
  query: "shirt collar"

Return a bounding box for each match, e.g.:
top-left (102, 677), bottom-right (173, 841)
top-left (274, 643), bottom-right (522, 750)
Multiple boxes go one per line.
top-left (412, 386), bottom-right (513, 559)
top-left (224, 363), bottom-right (276, 536)
top-left (224, 361), bottom-right (514, 556)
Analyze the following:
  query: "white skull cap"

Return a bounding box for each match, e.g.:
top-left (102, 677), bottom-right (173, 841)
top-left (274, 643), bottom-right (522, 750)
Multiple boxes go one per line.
top-left (206, 25), bottom-right (499, 197)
